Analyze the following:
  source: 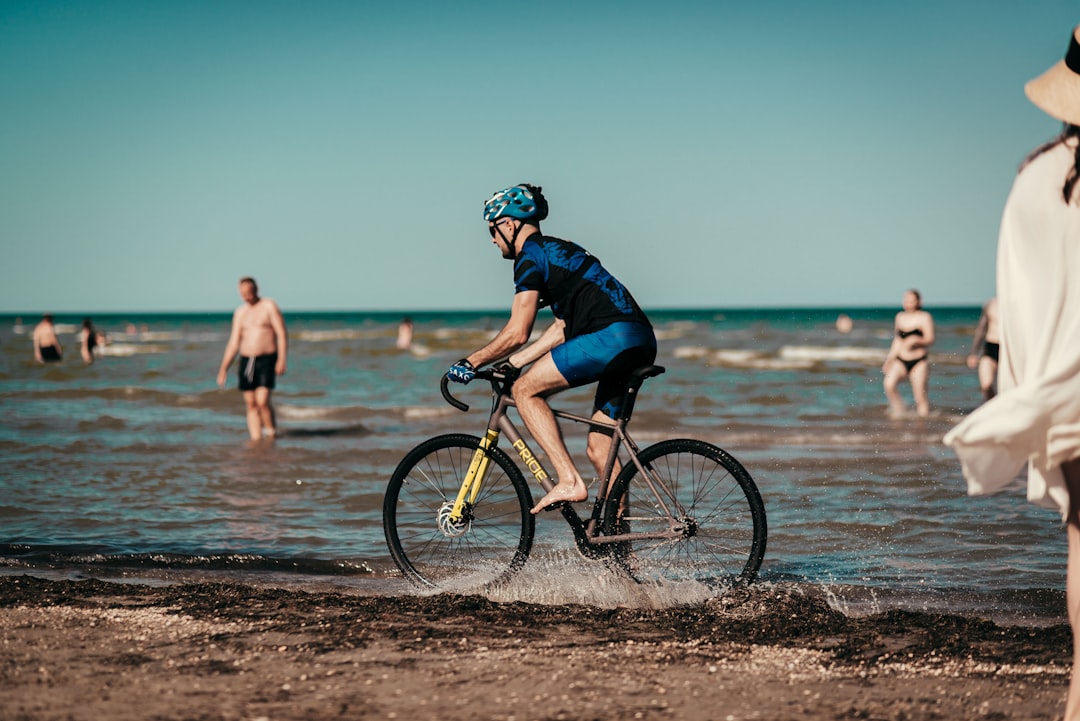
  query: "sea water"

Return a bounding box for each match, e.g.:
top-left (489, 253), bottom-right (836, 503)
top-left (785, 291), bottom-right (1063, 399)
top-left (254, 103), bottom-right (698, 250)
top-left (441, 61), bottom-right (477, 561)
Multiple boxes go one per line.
top-left (0, 307), bottom-right (1066, 621)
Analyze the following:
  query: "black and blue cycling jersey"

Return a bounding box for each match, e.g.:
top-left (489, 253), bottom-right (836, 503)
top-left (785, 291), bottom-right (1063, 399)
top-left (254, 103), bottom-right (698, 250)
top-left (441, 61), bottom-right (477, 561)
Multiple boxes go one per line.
top-left (513, 234), bottom-right (655, 418)
top-left (513, 234), bottom-right (651, 339)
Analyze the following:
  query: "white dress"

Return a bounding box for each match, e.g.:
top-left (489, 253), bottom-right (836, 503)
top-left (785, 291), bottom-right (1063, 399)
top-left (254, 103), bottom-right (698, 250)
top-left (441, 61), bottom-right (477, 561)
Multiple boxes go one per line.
top-left (943, 140), bottom-right (1080, 519)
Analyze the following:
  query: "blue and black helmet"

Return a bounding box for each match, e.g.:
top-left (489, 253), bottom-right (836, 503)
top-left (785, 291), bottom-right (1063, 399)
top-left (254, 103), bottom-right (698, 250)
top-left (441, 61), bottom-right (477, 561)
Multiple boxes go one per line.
top-left (483, 184), bottom-right (549, 222)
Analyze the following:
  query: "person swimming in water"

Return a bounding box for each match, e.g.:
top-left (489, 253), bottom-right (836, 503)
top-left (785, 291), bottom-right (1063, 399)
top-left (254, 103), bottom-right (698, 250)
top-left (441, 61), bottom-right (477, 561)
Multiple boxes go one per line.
top-left (396, 316), bottom-right (414, 350)
top-left (882, 289), bottom-right (935, 417)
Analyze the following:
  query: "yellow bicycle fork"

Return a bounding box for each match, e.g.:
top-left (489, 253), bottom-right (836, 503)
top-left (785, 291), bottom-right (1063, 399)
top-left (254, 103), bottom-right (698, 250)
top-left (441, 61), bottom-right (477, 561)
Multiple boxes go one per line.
top-left (448, 429), bottom-right (500, 523)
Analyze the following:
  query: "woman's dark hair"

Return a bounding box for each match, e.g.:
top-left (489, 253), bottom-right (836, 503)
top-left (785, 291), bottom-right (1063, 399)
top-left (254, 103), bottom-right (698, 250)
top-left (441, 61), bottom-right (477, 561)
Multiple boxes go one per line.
top-left (1021, 124), bottom-right (1080, 204)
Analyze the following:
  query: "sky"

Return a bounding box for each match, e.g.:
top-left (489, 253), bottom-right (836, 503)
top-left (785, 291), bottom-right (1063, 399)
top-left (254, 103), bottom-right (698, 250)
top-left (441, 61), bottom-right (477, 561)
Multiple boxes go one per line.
top-left (1, 0), bottom-right (1077, 313)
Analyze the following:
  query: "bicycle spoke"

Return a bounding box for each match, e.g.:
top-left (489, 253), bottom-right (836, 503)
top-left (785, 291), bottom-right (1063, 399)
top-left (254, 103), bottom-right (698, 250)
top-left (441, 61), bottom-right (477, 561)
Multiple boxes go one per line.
top-left (384, 435), bottom-right (534, 588)
top-left (603, 439), bottom-right (766, 587)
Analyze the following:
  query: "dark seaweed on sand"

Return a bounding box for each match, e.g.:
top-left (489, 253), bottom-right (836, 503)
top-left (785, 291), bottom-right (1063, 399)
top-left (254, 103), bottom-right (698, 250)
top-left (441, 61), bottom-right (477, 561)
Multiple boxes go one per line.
top-left (0, 577), bottom-right (1067, 670)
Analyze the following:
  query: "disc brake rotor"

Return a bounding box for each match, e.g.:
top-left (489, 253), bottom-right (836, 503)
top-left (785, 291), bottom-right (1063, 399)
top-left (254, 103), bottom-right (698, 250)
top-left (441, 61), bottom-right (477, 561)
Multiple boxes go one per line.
top-left (437, 501), bottom-right (471, 537)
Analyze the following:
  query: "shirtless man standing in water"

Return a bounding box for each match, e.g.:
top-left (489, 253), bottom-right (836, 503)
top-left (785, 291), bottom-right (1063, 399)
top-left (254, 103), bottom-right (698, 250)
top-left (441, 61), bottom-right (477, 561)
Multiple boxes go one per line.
top-left (32, 314), bottom-right (63, 363)
top-left (217, 277), bottom-right (288, 440)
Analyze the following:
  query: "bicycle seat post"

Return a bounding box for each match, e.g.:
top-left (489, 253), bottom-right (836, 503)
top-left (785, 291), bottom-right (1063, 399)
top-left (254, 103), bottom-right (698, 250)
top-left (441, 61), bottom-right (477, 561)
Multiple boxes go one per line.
top-left (618, 365), bottom-right (665, 422)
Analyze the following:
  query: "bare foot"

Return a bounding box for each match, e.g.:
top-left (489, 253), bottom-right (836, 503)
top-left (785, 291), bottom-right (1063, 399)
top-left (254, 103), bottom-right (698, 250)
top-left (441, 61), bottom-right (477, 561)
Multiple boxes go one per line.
top-left (885, 403), bottom-right (907, 420)
top-left (530, 480), bottom-right (588, 514)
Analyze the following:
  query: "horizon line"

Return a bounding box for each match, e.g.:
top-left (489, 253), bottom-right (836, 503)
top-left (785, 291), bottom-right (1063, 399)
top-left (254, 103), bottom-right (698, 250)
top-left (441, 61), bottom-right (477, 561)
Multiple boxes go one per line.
top-left (0, 302), bottom-right (986, 317)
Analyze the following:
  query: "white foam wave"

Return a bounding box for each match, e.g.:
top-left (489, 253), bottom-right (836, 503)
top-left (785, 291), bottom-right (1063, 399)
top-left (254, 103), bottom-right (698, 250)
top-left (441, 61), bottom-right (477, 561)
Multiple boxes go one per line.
top-left (99, 343), bottom-right (169, 356)
top-left (672, 346), bottom-right (710, 359)
top-left (432, 327), bottom-right (515, 343)
top-left (136, 331), bottom-right (184, 342)
top-left (184, 332), bottom-right (227, 342)
top-left (403, 406), bottom-right (458, 420)
top-left (674, 344), bottom-right (893, 369)
top-left (652, 328), bottom-right (687, 341)
top-left (276, 404), bottom-right (349, 420)
top-left (653, 320), bottom-right (700, 341)
top-left (672, 346), bottom-right (815, 370)
top-left (779, 345), bottom-right (886, 363)
top-left (277, 403), bottom-right (459, 422)
top-left (294, 329), bottom-right (384, 342)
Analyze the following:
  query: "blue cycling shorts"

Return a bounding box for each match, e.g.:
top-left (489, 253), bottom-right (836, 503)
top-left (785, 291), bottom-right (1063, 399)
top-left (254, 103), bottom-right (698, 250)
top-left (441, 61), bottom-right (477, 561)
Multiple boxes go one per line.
top-left (551, 322), bottom-right (657, 419)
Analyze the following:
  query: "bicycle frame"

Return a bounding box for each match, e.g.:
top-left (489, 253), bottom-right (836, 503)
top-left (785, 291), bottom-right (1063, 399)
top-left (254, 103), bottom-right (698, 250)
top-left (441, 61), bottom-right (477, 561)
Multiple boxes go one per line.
top-left (446, 374), bottom-right (689, 556)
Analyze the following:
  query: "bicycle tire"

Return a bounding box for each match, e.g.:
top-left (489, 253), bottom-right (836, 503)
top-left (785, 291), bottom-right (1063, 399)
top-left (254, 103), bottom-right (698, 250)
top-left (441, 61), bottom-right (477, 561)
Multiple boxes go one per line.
top-left (383, 434), bottom-right (535, 589)
top-left (602, 438), bottom-right (766, 587)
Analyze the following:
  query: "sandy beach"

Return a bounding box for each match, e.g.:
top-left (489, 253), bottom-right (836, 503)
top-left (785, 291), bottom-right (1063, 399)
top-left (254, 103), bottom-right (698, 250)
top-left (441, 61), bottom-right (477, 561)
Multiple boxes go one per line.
top-left (0, 576), bottom-right (1070, 721)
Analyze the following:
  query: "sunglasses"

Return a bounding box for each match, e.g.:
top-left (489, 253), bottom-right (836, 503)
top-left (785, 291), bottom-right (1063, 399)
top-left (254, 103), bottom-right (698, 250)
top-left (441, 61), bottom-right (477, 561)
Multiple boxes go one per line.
top-left (488, 218), bottom-right (515, 237)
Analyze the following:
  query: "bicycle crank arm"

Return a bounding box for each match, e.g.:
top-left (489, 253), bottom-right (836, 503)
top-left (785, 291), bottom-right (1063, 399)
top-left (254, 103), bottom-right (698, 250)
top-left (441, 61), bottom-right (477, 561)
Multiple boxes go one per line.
top-left (558, 505), bottom-right (608, 559)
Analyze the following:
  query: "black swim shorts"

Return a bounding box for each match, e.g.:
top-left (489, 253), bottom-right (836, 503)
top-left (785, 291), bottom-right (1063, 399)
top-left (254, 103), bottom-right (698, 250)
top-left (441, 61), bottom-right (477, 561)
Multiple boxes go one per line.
top-left (238, 354), bottom-right (277, 391)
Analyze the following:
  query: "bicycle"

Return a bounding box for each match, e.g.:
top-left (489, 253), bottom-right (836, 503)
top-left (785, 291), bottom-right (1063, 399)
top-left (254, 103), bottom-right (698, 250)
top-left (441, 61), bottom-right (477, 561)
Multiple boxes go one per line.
top-left (382, 365), bottom-right (767, 590)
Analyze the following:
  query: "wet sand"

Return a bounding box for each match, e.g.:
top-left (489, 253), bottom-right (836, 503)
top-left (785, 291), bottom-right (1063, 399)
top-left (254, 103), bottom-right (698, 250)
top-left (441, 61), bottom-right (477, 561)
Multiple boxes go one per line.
top-left (0, 576), bottom-right (1071, 720)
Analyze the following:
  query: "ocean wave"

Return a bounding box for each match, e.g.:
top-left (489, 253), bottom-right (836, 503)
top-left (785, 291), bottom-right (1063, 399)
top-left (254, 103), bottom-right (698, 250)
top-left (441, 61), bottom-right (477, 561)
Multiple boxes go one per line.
top-left (161, 331), bottom-right (227, 342)
top-left (779, 345), bottom-right (886, 363)
top-left (653, 320), bottom-right (700, 341)
top-left (683, 427), bottom-right (955, 448)
top-left (0, 387), bottom-right (431, 427)
top-left (99, 342), bottom-right (171, 356)
top-left (134, 331), bottom-right (185, 342)
top-left (294, 329), bottom-right (386, 342)
top-left (0, 546), bottom-right (374, 575)
top-left (671, 343), bottom-right (969, 371)
top-left (0, 386), bottom-right (240, 413)
top-left (277, 401), bottom-right (456, 424)
top-left (121, 330), bottom-right (225, 343)
top-left (403, 405), bottom-right (460, 420)
top-left (783, 344), bottom-right (970, 368)
top-left (432, 327), bottom-right (508, 343)
top-left (276, 403), bottom-right (356, 420)
top-left (672, 346), bottom-right (816, 370)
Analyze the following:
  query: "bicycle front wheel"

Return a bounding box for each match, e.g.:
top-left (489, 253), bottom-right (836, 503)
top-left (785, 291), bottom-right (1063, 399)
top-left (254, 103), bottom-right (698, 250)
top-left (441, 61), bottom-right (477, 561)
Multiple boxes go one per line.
top-left (602, 438), bottom-right (766, 587)
top-left (383, 434), bottom-right (535, 589)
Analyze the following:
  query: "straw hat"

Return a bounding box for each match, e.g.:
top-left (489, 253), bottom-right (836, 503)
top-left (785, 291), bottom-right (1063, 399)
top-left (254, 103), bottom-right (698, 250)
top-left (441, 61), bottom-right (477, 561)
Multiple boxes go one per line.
top-left (1025, 25), bottom-right (1080, 126)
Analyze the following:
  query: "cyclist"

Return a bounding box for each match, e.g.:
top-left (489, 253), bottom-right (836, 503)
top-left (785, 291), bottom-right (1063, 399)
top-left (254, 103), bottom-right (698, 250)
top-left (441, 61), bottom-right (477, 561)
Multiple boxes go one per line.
top-left (447, 184), bottom-right (656, 514)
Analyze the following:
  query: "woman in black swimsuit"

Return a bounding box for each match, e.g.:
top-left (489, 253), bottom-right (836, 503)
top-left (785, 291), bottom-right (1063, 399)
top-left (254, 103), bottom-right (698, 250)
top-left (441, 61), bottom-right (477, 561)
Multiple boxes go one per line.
top-left (80, 317), bottom-right (98, 365)
top-left (882, 289), bottom-right (935, 417)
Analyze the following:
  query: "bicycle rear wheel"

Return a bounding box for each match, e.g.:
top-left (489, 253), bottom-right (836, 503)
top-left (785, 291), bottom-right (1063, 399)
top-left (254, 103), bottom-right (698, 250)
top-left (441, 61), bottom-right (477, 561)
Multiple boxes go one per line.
top-left (383, 434), bottom-right (535, 589)
top-left (602, 438), bottom-right (766, 587)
